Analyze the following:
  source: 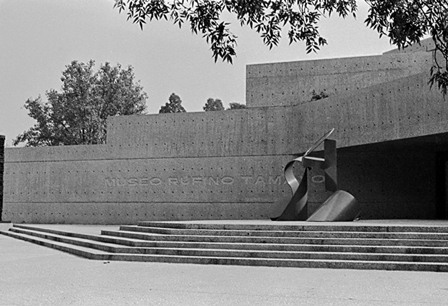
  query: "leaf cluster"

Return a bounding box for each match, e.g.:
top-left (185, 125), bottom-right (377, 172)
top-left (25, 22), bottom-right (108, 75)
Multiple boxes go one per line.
top-left (115, 0), bottom-right (448, 96)
top-left (228, 102), bottom-right (247, 109)
top-left (159, 93), bottom-right (187, 113)
top-left (203, 98), bottom-right (247, 110)
top-left (114, 0), bottom-right (357, 63)
top-left (14, 60), bottom-right (147, 146)
top-left (203, 98), bottom-right (225, 111)
top-left (366, 0), bottom-right (448, 95)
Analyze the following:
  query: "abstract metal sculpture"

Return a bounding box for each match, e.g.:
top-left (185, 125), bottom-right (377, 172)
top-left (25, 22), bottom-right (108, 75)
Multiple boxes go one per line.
top-left (271, 129), bottom-right (359, 221)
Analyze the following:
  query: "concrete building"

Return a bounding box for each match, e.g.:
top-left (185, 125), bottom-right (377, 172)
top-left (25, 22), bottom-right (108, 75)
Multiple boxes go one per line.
top-left (3, 40), bottom-right (448, 224)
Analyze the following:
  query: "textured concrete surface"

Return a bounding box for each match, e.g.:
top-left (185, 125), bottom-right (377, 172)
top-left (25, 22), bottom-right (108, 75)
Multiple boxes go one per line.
top-left (106, 107), bottom-right (304, 156)
top-left (106, 74), bottom-right (448, 157)
top-left (4, 42), bottom-right (448, 224)
top-left (246, 52), bottom-right (431, 108)
top-left (384, 38), bottom-right (435, 55)
top-left (2, 224), bottom-right (448, 306)
top-left (22, 219), bottom-right (448, 231)
top-left (3, 154), bottom-right (294, 223)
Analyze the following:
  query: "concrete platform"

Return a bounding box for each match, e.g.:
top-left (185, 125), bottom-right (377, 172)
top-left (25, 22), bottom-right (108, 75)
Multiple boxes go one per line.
top-left (7, 219), bottom-right (448, 234)
top-left (1, 220), bottom-right (448, 305)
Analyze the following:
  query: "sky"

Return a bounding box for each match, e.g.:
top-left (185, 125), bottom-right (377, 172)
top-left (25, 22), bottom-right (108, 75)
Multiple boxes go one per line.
top-left (0, 0), bottom-right (393, 146)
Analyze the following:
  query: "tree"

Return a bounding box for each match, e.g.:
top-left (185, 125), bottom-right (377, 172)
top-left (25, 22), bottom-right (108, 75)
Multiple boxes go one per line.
top-left (14, 60), bottom-right (147, 147)
top-left (228, 102), bottom-right (247, 110)
top-left (365, 0), bottom-right (448, 95)
top-left (159, 93), bottom-right (186, 113)
top-left (203, 98), bottom-right (224, 111)
top-left (114, 0), bottom-right (357, 64)
top-left (114, 0), bottom-right (448, 94)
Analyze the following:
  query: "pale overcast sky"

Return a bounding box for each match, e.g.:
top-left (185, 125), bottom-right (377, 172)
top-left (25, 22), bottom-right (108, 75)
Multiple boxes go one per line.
top-left (0, 0), bottom-right (392, 146)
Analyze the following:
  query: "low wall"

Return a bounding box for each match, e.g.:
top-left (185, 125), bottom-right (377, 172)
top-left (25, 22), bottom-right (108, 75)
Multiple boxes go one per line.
top-left (4, 150), bottom-right (293, 223)
top-left (106, 108), bottom-right (304, 157)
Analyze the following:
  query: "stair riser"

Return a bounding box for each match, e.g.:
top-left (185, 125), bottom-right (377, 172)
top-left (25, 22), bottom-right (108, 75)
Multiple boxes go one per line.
top-left (121, 226), bottom-right (448, 240)
top-left (100, 254), bottom-right (448, 272)
top-left (9, 228), bottom-right (122, 254)
top-left (14, 224), bottom-right (448, 245)
top-left (13, 224), bottom-right (95, 240)
top-left (138, 222), bottom-right (448, 233)
top-left (9, 228), bottom-right (448, 263)
top-left (12, 224), bottom-right (145, 247)
top-left (107, 249), bottom-right (448, 263)
top-left (120, 242), bottom-right (448, 255)
top-left (0, 231), bottom-right (99, 260)
top-left (102, 230), bottom-right (448, 247)
top-left (9, 226), bottom-right (448, 255)
top-left (4, 230), bottom-right (448, 272)
top-left (14, 225), bottom-right (448, 247)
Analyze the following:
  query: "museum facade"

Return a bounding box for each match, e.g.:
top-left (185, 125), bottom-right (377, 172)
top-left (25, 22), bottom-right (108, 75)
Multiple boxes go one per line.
top-left (3, 40), bottom-right (448, 224)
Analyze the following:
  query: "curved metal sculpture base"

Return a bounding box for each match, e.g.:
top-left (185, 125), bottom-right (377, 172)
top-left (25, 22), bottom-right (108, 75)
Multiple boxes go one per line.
top-left (307, 190), bottom-right (359, 222)
top-left (271, 169), bottom-right (308, 221)
top-left (271, 129), bottom-right (360, 222)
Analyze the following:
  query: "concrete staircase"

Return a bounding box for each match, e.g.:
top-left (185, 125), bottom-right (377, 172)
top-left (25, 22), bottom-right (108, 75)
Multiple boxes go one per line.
top-left (2, 221), bottom-right (448, 272)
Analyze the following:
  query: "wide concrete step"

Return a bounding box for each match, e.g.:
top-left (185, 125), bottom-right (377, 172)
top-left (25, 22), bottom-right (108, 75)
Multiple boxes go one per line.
top-left (8, 227), bottom-right (448, 263)
top-left (8, 227), bottom-right (141, 254)
top-left (9, 225), bottom-right (448, 255)
top-left (3, 228), bottom-right (448, 272)
top-left (138, 221), bottom-right (448, 233)
top-left (12, 224), bottom-right (149, 247)
top-left (4, 222), bottom-right (448, 271)
top-left (102, 230), bottom-right (448, 247)
top-left (0, 230), bottom-right (110, 260)
top-left (120, 225), bottom-right (448, 240)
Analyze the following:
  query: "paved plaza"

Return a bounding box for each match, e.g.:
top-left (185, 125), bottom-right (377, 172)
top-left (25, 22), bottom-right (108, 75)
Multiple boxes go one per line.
top-left (2, 223), bottom-right (448, 306)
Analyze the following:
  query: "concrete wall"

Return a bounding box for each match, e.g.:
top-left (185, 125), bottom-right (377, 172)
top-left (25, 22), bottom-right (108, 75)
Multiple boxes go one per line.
top-left (4, 46), bottom-right (448, 224)
top-left (107, 71), bottom-right (448, 157)
top-left (106, 108), bottom-right (304, 157)
top-left (4, 149), bottom-right (292, 223)
top-left (286, 72), bottom-right (448, 149)
top-left (4, 109), bottom-right (301, 224)
top-left (246, 52), bottom-right (432, 108)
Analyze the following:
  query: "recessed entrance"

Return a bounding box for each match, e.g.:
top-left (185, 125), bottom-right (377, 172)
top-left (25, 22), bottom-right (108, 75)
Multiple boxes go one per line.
top-left (339, 133), bottom-right (448, 220)
top-left (436, 152), bottom-right (448, 219)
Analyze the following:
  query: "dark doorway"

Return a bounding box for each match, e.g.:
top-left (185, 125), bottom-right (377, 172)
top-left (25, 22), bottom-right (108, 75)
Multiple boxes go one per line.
top-left (435, 152), bottom-right (448, 219)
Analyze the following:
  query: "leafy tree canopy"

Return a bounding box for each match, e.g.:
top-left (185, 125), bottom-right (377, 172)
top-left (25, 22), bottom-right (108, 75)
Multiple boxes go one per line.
top-left (115, 0), bottom-right (448, 94)
top-left (114, 0), bottom-right (358, 63)
top-left (159, 93), bottom-right (187, 113)
top-left (203, 98), bottom-right (225, 111)
top-left (365, 0), bottom-right (448, 95)
top-left (14, 60), bottom-right (147, 147)
top-left (228, 102), bottom-right (247, 110)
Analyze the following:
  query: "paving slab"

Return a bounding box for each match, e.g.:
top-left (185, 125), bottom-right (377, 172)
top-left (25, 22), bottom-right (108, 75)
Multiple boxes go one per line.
top-left (2, 220), bottom-right (448, 305)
